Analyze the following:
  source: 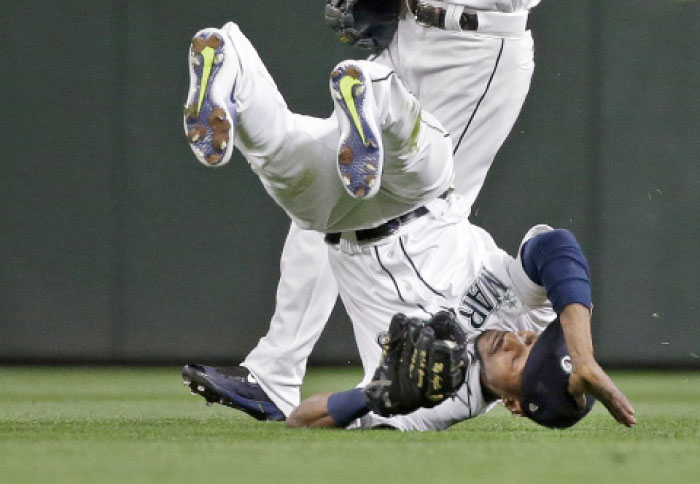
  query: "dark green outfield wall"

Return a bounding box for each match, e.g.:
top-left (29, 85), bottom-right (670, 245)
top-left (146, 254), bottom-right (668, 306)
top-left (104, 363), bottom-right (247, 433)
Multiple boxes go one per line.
top-left (1, 1), bottom-right (698, 366)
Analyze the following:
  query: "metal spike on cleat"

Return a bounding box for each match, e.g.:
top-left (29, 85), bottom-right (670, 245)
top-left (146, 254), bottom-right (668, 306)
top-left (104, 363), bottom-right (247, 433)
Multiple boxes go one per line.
top-left (206, 153), bottom-right (223, 165)
top-left (212, 132), bottom-right (228, 151)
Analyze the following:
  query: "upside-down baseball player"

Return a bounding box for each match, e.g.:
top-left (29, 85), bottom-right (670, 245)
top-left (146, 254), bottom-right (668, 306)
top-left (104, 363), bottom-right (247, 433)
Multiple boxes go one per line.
top-left (182, 0), bottom-right (544, 422)
top-left (179, 19), bottom-right (635, 430)
top-left (283, 223), bottom-right (637, 430)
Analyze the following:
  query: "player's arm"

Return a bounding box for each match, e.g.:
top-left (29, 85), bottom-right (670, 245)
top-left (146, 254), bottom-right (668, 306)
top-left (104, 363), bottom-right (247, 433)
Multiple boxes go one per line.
top-left (521, 229), bottom-right (636, 427)
top-left (286, 389), bottom-right (370, 428)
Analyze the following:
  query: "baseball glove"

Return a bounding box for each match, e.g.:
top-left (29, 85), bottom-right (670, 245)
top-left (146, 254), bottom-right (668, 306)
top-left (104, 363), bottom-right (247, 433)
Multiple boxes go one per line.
top-left (364, 311), bottom-right (468, 417)
top-left (325, 0), bottom-right (401, 51)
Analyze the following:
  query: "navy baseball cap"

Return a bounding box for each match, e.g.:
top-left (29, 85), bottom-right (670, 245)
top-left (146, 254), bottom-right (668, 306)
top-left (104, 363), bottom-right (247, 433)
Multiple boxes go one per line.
top-left (521, 320), bottom-right (596, 428)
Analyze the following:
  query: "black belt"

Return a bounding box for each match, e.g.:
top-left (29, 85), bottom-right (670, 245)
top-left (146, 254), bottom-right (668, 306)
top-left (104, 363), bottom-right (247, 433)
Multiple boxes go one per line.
top-left (410, 1), bottom-right (479, 31)
top-left (325, 191), bottom-right (449, 245)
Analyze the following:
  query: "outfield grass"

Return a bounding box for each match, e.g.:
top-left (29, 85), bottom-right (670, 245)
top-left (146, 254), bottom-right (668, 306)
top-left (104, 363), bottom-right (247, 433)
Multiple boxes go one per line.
top-left (1, 368), bottom-right (698, 484)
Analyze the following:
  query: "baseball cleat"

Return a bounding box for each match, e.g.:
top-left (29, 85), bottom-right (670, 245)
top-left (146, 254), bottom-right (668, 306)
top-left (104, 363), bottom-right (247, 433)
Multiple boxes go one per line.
top-left (330, 63), bottom-right (383, 199)
top-left (183, 28), bottom-right (239, 167)
top-left (181, 364), bottom-right (285, 421)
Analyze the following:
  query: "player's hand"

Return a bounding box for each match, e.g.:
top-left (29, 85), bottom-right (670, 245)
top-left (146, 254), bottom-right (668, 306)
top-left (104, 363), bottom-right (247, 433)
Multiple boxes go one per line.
top-left (568, 361), bottom-right (636, 427)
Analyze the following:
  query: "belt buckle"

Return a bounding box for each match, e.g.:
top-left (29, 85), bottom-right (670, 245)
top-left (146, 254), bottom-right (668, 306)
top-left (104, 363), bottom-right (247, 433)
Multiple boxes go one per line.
top-left (415, 1), bottom-right (442, 28)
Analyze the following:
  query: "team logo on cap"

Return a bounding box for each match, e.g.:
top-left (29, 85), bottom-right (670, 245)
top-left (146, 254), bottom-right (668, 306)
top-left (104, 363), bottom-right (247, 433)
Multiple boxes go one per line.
top-left (560, 356), bottom-right (573, 374)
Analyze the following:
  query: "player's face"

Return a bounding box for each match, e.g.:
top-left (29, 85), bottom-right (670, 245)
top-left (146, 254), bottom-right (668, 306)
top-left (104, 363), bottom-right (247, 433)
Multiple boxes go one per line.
top-left (477, 330), bottom-right (539, 400)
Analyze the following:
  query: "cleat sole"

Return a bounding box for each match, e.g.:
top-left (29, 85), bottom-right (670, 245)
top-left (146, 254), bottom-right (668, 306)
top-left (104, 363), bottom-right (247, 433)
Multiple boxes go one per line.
top-left (330, 63), bottom-right (383, 199)
top-left (183, 29), bottom-right (236, 168)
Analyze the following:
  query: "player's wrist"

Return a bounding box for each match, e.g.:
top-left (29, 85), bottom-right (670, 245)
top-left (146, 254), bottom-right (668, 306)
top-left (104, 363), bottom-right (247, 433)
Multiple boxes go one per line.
top-left (559, 303), bottom-right (595, 362)
top-left (571, 357), bottom-right (599, 377)
top-left (327, 388), bottom-right (370, 427)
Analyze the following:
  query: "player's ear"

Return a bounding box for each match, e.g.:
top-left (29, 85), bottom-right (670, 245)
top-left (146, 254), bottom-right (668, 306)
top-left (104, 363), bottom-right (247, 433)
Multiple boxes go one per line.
top-left (502, 397), bottom-right (524, 416)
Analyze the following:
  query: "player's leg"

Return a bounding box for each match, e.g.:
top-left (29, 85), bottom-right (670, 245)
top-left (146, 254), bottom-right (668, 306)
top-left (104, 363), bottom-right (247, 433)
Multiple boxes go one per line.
top-left (240, 222), bottom-right (339, 417)
top-left (329, 59), bottom-right (454, 210)
top-left (223, 26), bottom-right (453, 218)
top-left (183, 223), bottom-right (338, 420)
top-left (183, 21), bottom-right (339, 220)
top-left (181, 21), bottom-right (342, 419)
top-left (446, 32), bottom-right (534, 207)
top-left (184, 22), bottom-right (450, 230)
top-left (376, 13), bottom-right (535, 207)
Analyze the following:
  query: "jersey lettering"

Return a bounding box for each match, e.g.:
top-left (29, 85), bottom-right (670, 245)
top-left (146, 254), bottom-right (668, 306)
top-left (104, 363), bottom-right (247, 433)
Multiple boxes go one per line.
top-left (458, 267), bottom-right (516, 328)
top-left (459, 301), bottom-right (488, 328)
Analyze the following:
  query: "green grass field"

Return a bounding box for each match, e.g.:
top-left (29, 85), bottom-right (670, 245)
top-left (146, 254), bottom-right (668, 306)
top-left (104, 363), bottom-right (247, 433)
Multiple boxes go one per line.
top-left (1, 368), bottom-right (698, 484)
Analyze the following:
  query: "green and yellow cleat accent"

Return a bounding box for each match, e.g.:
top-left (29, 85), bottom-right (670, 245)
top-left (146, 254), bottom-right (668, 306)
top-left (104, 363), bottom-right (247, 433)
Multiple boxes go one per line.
top-left (339, 74), bottom-right (367, 145)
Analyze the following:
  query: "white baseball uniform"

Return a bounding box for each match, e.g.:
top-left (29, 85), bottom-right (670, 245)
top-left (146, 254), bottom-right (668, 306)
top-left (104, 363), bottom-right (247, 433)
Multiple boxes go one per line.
top-left (241, 0), bottom-right (541, 416)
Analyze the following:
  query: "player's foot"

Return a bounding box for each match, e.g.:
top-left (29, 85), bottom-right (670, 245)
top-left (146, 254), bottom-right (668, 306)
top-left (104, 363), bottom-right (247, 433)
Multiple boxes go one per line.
top-left (330, 62), bottom-right (384, 199)
top-left (183, 28), bottom-right (238, 167)
top-left (182, 364), bottom-right (285, 421)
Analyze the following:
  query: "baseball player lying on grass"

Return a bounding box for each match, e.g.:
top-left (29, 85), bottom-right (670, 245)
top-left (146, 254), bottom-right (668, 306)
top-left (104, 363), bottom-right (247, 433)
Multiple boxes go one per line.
top-left (180, 21), bottom-right (635, 430)
top-left (284, 231), bottom-right (637, 430)
top-left (183, 0), bottom-right (543, 421)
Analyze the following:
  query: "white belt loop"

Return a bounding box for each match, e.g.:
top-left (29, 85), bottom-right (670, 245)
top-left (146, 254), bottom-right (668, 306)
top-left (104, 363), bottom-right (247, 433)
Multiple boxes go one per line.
top-left (444, 4), bottom-right (465, 31)
top-left (475, 11), bottom-right (529, 37)
top-left (339, 233), bottom-right (364, 255)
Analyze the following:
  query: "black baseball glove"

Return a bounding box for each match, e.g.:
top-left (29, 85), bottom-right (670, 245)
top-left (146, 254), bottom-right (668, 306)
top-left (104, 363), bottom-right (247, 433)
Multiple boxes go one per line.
top-left (364, 311), bottom-right (468, 417)
top-left (325, 0), bottom-right (401, 51)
